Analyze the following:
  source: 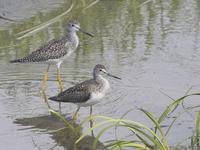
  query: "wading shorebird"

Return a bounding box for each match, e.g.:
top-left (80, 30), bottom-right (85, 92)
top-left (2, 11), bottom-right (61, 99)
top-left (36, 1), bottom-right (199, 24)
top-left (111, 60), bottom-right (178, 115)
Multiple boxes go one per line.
top-left (10, 21), bottom-right (94, 112)
top-left (49, 64), bottom-right (121, 135)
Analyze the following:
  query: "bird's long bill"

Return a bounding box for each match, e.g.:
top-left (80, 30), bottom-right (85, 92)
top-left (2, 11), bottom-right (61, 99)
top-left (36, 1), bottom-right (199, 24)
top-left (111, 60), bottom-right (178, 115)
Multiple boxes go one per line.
top-left (79, 28), bottom-right (94, 37)
top-left (107, 73), bottom-right (121, 80)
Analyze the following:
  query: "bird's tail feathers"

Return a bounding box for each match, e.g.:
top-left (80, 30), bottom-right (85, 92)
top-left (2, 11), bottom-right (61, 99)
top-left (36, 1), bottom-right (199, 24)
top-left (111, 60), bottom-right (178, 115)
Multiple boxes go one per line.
top-left (49, 96), bottom-right (61, 102)
top-left (10, 59), bottom-right (23, 63)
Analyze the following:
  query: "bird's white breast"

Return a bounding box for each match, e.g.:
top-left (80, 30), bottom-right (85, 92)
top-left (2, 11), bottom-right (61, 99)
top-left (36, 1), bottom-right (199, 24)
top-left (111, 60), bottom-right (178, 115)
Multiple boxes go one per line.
top-left (74, 34), bottom-right (79, 48)
top-left (78, 77), bottom-right (110, 107)
top-left (90, 92), bottom-right (105, 101)
top-left (92, 77), bottom-right (110, 98)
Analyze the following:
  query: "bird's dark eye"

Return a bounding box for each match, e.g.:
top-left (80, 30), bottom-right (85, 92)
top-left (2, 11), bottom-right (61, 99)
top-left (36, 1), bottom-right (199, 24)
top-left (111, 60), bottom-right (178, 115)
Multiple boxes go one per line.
top-left (72, 24), bottom-right (75, 27)
top-left (100, 69), bottom-right (102, 71)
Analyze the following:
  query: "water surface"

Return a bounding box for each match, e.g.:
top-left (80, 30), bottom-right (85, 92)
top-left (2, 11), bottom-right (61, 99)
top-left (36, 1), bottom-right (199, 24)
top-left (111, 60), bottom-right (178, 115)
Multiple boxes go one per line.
top-left (0, 0), bottom-right (200, 149)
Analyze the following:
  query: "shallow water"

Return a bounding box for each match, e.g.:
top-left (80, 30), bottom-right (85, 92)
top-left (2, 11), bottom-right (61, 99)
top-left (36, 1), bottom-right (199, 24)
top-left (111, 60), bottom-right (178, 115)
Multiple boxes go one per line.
top-left (0, 0), bottom-right (200, 149)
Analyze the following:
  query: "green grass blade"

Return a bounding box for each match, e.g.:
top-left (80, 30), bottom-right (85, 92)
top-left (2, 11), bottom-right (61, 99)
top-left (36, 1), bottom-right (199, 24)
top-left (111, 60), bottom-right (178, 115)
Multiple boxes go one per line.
top-left (125, 124), bottom-right (167, 150)
top-left (134, 132), bottom-right (154, 149)
top-left (108, 141), bottom-right (151, 150)
top-left (75, 118), bottom-right (117, 144)
top-left (107, 140), bottom-right (142, 149)
top-left (158, 93), bottom-right (200, 124)
top-left (92, 124), bottom-right (119, 150)
top-left (83, 0), bottom-right (100, 11)
top-left (16, 3), bottom-right (74, 40)
top-left (49, 109), bottom-right (75, 133)
top-left (166, 106), bottom-right (200, 136)
top-left (140, 109), bottom-right (165, 137)
top-left (139, 109), bottom-right (170, 148)
top-left (196, 111), bottom-right (200, 137)
top-left (195, 111), bottom-right (200, 148)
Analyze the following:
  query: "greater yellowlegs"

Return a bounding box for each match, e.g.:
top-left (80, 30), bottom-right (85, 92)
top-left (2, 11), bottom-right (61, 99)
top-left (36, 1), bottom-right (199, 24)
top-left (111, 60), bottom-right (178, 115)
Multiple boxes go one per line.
top-left (10, 21), bottom-right (94, 112)
top-left (49, 64), bottom-right (121, 134)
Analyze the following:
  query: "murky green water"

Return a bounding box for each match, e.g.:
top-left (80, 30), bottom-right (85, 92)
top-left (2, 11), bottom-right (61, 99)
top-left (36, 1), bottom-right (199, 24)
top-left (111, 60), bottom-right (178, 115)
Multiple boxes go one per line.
top-left (1, 0), bottom-right (200, 149)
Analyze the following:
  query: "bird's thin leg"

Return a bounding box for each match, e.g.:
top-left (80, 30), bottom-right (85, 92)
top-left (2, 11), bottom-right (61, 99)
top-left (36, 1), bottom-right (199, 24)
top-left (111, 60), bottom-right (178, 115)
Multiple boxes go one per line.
top-left (89, 106), bottom-right (94, 137)
top-left (56, 66), bottom-right (64, 113)
top-left (42, 65), bottom-right (51, 109)
top-left (56, 67), bottom-right (64, 91)
top-left (72, 106), bottom-right (80, 126)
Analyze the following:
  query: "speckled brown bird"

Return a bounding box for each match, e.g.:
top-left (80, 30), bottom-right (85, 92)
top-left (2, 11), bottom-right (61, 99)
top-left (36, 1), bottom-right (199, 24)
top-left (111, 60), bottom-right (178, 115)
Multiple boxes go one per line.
top-left (49, 64), bottom-right (121, 133)
top-left (10, 21), bottom-right (94, 112)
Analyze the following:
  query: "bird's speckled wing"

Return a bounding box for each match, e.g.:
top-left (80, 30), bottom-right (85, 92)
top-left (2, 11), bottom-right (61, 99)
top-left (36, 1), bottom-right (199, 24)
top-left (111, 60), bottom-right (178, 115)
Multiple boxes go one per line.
top-left (11, 36), bottom-right (72, 63)
top-left (49, 79), bottom-right (96, 103)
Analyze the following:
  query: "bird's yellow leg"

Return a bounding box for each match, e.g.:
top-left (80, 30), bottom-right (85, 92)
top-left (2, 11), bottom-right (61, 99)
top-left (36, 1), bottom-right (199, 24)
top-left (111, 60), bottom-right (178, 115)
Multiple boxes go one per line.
top-left (56, 68), bottom-right (64, 91)
top-left (42, 90), bottom-right (51, 109)
top-left (89, 106), bottom-right (94, 137)
top-left (72, 107), bottom-right (80, 127)
top-left (56, 67), bottom-right (64, 113)
top-left (42, 72), bottom-right (48, 91)
top-left (42, 65), bottom-right (51, 109)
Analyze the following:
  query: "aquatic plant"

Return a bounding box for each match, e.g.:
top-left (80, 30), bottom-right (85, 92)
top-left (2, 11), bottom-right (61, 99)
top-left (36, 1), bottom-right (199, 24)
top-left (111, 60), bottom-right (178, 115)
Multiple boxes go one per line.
top-left (48, 88), bottom-right (200, 150)
top-left (76, 93), bottom-right (200, 150)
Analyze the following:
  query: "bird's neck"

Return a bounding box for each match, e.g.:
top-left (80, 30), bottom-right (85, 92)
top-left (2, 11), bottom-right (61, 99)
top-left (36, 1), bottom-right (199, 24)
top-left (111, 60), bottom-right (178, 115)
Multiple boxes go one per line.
top-left (66, 31), bottom-right (79, 48)
top-left (67, 31), bottom-right (77, 39)
top-left (95, 75), bottom-right (106, 84)
top-left (95, 75), bottom-right (110, 92)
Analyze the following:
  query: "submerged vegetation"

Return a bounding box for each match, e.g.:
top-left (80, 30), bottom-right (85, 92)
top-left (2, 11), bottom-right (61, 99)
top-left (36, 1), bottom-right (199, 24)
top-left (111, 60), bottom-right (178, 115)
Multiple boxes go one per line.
top-left (50, 92), bottom-right (200, 150)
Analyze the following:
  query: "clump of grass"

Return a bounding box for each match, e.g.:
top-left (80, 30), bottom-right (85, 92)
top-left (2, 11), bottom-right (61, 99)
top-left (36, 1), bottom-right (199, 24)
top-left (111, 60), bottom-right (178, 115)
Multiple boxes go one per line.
top-left (75, 92), bottom-right (200, 150)
top-left (48, 92), bottom-right (200, 149)
top-left (76, 115), bottom-right (170, 150)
